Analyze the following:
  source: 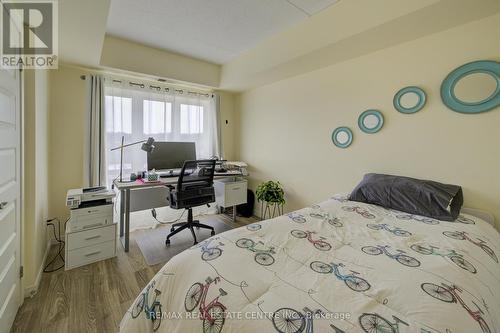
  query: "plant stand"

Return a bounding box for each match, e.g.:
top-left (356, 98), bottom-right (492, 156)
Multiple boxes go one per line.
top-left (260, 201), bottom-right (284, 220)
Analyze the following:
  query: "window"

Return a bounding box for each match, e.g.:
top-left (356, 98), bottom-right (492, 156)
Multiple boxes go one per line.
top-left (105, 96), bottom-right (132, 134)
top-left (180, 104), bottom-right (204, 134)
top-left (103, 84), bottom-right (219, 187)
top-left (143, 100), bottom-right (172, 134)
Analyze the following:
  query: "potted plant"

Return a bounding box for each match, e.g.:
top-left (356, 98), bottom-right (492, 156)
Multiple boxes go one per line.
top-left (255, 181), bottom-right (285, 219)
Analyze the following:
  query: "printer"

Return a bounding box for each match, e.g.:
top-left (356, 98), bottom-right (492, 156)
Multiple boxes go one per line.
top-left (226, 161), bottom-right (248, 176)
top-left (66, 186), bottom-right (115, 209)
top-left (66, 187), bottom-right (116, 232)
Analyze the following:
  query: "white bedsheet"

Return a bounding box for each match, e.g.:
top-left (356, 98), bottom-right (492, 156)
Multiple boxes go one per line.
top-left (120, 195), bottom-right (500, 333)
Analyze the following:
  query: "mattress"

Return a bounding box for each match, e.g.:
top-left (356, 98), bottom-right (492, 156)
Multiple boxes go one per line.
top-left (120, 194), bottom-right (500, 333)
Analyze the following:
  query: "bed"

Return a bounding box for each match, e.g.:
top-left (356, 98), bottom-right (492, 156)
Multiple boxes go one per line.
top-left (119, 194), bottom-right (500, 333)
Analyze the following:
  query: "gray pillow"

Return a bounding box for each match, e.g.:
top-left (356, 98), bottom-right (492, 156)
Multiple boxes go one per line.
top-left (349, 173), bottom-right (463, 221)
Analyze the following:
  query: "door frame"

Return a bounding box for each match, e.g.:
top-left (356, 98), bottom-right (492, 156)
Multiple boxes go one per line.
top-left (1, 0), bottom-right (26, 320)
top-left (19, 67), bottom-right (24, 303)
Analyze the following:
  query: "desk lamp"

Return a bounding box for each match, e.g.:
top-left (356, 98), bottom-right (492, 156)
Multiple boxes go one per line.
top-left (111, 136), bottom-right (155, 182)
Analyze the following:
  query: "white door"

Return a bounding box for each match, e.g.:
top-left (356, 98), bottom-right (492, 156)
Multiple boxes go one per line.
top-left (0, 63), bottom-right (22, 333)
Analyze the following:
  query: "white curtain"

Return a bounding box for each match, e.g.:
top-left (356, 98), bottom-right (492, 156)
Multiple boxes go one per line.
top-left (84, 75), bottom-right (107, 187)
top-left (104, 80), bottom-right (220, 187)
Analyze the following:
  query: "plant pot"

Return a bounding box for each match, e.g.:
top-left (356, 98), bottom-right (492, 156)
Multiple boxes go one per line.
top-left (260, 201), bottom-right (284, 220)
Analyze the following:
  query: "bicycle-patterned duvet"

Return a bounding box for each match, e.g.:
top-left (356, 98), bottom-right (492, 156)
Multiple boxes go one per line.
top-left (120, 195), bottom-right (500, 333)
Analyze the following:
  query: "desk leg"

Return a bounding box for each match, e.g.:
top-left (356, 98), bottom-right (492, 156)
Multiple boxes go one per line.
top-left (119, 188), bottom-right (131, 252)
top-left (124, 189), bottom-right (130, 252)
top-left (119, 189), bottom-right (124, 237)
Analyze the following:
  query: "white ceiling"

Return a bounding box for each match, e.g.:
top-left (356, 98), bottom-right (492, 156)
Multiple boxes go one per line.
top-left (106, 0), bottom-right (339, 64)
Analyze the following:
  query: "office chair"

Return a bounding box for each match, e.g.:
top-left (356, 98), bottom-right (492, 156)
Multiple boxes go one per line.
top-left (165, 160), bottom-right (217, 246)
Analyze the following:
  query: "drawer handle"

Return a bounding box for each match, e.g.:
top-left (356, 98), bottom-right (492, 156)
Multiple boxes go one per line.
top-left (83, 223), bottom-right (102, 229)
top-left (85, 251), bottom-right (101, 257)
top-left (84, 235), bottom-right (101, 241)
top-left (0, 202), bottom-right (8, 210)
top-left (231, 187), bottom-right (241, 190)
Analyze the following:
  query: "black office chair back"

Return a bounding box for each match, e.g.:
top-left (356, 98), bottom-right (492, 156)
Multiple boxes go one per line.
top-left (165, 159), bottom-right (217, 245)
top-left (177, 160), bottom-right (216, 190)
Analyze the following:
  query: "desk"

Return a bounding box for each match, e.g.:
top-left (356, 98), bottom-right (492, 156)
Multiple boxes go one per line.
top-left (114, 170), bottom-right (245, 252)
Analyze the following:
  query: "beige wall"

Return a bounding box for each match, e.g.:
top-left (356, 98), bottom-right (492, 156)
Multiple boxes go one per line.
top-left (58, 0), bottom-right (110, 67)
top-left (217, 91), bottom-right (236, 160)
top-left (236, 14), bottom-right (500, 228)
top-left (100, 35), bottom-right (221, 88)
top-left (48, 66), bottom-right (88, 222)
top-left (23, 69), bottom-right (50, 293)
top-left (48, 65), bottom-right (236, 222)
top-left (220, 0), bottom-right (500, 91)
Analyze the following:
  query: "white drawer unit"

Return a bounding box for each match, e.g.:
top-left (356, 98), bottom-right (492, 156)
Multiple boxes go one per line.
top-left (66, 223), bottom-right (116, 251)
top-left (68, 203), bottom-right (113, 232)
top-left (214, 177), bottom-right (247, 208)
top-left (65, 222), bottom-right (117, 270)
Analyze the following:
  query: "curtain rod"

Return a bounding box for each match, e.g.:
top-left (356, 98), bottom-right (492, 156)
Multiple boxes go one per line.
top-left (80, 75), bottom-right (212, 98)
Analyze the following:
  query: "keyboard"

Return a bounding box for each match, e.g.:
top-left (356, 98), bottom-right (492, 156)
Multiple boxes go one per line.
top-left (158, 169), bottom-right (241, 178)
top-left (157, 169), bottom-right (181, 177)
top-left (159, 172), bottom-right (181, 178)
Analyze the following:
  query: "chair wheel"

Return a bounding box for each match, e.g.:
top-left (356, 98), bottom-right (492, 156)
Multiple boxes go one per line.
top-left (211, 231), bottom-right (215, 236)
top-left (170, 227), bottom-right (175, 232)
top-left (165, 239), bottom-right (170, 246)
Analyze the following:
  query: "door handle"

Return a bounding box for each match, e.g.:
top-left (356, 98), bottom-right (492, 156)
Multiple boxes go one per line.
top-left (85, 251), bottom-right (101, 257)
top-left (0, 202), bottom-right (7, 210)
top-left (83, 223), bottom-right (102, 229)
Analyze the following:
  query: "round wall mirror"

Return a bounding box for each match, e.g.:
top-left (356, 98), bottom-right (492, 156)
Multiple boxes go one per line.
top-left (453, 72), bottom-right (498, 105)
top-left (393, 86), bottom-right (426, 114)
top-left (358, 110), bottom-right (384, 133)
top-left (441, 60), bottom-right (499, 113)
top-left (400, 92), bottom-right (419, 108)
top-left (332, 127), bottom-right (353, 148)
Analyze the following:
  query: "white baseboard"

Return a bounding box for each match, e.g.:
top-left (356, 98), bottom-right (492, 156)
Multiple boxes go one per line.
top-left (23, 239), bottom-right (52, 298)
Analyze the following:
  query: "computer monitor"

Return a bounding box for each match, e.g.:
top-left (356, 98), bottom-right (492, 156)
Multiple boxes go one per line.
top-left (147, 142), bottom-right (196, 170)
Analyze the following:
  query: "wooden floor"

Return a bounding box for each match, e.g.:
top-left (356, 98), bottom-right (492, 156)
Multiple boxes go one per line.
top-left (11, 215), bottom-right (255, 333)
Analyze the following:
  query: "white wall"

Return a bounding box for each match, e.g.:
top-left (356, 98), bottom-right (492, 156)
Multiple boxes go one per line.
top-left (236, 14), bottom-right (500, 228)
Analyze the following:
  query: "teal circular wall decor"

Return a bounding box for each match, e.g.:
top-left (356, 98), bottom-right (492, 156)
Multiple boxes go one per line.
top-left (332, 127), bottom-right (353, 148)
top-left (441, 60), bottom-right (499, 114)
top-left (358, 109), bottom-right (384, 133)
top-left (393, 86), bottom-right (426, 114)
